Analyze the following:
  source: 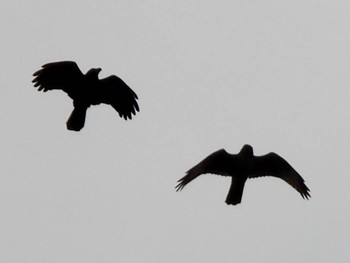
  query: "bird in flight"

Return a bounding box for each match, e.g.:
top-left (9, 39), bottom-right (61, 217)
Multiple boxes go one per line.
top-left (176, 144), bottom-right (310, 205)
top-left (32, 61), bottom-right (139, 131)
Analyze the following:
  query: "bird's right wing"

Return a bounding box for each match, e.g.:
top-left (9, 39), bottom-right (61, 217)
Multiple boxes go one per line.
top-left (175, 149), bottom-right (233, 191)
top-left (32, 61), bottom-right (84, 97)
top-left (97, 75), bottom-right (139, 120)
top-left (250, 153), bottom-right (311, 199)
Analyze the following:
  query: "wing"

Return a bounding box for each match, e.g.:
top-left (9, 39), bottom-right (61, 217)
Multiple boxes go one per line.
top-left (175, 149), bottom-right (235, 191)
top-left (250, 153), bottom-right (311, 199)
top-left (96, 75), bottom-right (139, 120)
top-left (32, 61), bottom-right (84, 96)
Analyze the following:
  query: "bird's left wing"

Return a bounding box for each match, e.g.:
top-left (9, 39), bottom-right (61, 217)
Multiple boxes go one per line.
top-left (32, 61), bottom-right (84, 96)
top-left (250, 153), bottom-right (311, 199)
top-left (176, 149), bottom-right (234, 191)
top-left (97, 75), bottom-right (139, 120)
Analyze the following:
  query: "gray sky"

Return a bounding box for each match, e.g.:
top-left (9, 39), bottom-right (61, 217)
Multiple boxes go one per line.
top-left (1, 0), bottom-right (350, 262)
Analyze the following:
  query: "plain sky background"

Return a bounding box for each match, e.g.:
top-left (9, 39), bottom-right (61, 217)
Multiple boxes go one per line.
top-left (1, 0), bottom-right (350, 262)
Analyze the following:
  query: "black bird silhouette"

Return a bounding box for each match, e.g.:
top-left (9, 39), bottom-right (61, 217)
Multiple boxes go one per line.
top-left (176, 144), bottom-right (310, 205)
top-left (32, 61), bottom-right (139, 131)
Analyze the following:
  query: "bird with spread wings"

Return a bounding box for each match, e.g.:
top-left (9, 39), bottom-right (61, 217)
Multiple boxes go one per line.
top-left (32, 61), bottom-right (139, 131)
top-left (176, 144), bottom-right (310, 205)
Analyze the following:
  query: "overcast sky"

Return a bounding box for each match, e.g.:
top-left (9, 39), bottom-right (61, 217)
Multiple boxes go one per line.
top-left (1, 1), bottom-right (350, 262)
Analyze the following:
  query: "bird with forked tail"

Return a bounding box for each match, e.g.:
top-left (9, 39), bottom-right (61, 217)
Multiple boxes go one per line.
top-left (176, 144), bottom-right (310, 205)
top-left (32, 61), bottom-right (139, 131)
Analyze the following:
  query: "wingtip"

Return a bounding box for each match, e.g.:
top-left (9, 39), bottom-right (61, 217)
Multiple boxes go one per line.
top-left (302, 184), bottom-right (311, 200)
top-left (302, 191), bottom-right (311, 200)
top-left (135, 102), bottom-right (140, 112)
top-left (175, 178), bottom-right (186, 192)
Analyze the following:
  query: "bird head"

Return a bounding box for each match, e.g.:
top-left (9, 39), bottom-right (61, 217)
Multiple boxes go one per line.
top-left (239, 144), bottom-right (254, 157)
top-left (86, 68), bottom-right (102, 79)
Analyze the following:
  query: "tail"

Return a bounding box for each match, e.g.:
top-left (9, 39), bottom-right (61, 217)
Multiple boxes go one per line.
top-left (225, 177), bottom-right (247, 205)
top-left (66, 106), bottom-right (87, 131)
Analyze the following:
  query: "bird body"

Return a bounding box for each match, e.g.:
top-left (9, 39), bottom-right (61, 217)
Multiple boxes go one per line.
top-left (176, 144), bottom-right (310, 205)
top-left (32, 61), bottom-right (139, 131)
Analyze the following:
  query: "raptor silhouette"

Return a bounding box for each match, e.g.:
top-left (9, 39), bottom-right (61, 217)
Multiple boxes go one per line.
top-left (176, 144), bottom-right (310, 205)
top-left (32, 61), bottom-right (139, 131)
